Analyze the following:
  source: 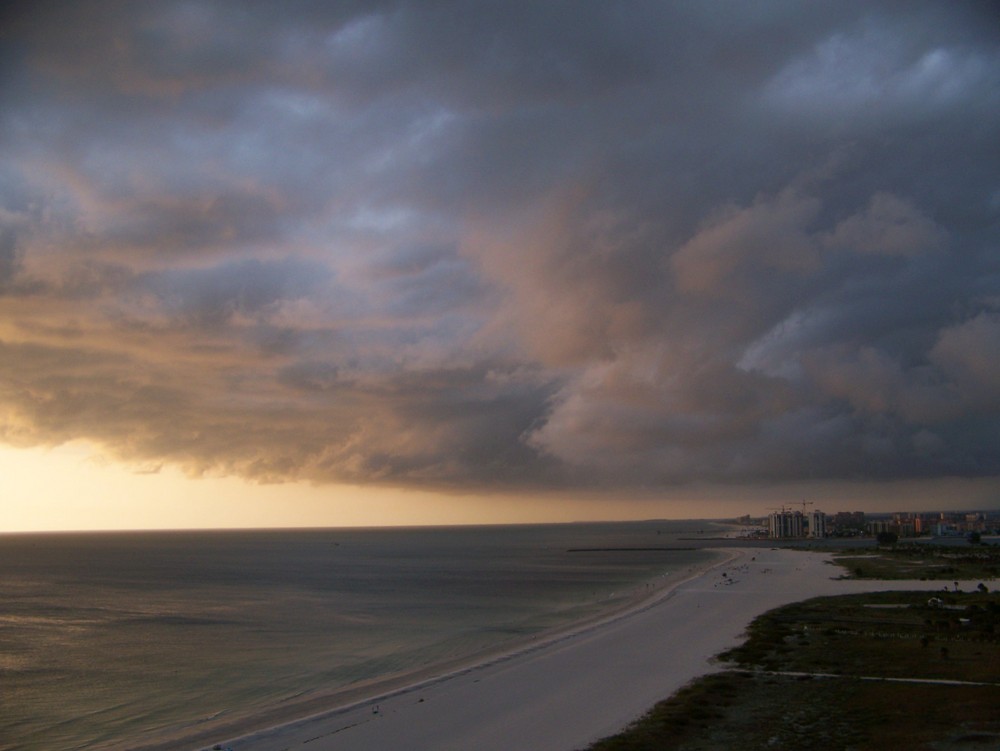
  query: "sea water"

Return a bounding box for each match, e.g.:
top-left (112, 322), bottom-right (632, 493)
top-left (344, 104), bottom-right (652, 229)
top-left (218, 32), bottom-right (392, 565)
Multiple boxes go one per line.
top-left (0, 520), bottom-right (721, 751)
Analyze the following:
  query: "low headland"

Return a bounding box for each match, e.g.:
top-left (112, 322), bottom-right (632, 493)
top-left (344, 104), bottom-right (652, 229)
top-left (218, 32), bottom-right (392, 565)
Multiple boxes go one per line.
top-left (587, 542), bottom-right (1000, 750)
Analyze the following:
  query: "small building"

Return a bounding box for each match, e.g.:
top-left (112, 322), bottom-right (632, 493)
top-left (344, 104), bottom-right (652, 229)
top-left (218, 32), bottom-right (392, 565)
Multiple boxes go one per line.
top-left (868, 520), bottom-right (893, 536)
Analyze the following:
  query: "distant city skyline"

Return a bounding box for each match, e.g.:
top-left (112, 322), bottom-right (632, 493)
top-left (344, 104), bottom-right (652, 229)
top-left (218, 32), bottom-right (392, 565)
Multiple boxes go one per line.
top-left (1, 2), bottom-right (998, 530)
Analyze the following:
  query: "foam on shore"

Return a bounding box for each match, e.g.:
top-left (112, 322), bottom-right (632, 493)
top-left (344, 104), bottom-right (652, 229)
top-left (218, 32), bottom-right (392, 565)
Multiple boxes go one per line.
top-left (125, 546), bottom-right (732, 751)
top-left (209, 547), bottom-right (982, 751)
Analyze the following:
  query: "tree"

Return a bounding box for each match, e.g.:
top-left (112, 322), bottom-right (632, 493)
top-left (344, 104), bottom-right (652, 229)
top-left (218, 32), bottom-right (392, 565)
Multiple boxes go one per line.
top-left (968, 531), bottom-right (982, 544)
top-left (876, 531), bottom-right (898, 546)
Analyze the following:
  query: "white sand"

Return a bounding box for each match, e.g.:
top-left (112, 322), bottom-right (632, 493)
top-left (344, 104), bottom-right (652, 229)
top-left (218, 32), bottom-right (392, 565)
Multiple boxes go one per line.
top-left (220, 548), bottom-right (972, 751)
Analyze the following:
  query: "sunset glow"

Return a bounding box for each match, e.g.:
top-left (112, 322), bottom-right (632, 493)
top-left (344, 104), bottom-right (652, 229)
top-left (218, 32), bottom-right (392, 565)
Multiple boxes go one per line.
top-left (1, 3), bottom-right (998, 530)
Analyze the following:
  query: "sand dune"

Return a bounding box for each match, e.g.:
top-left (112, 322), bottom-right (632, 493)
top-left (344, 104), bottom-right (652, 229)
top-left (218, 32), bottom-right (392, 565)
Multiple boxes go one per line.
top-left (219, 548), bottom-right (970, 751)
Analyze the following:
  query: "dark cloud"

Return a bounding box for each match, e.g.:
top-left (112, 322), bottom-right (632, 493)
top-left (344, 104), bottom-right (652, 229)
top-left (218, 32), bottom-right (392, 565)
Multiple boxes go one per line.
top-left (0, 227), bottom-right (19, 288)
top-left (138, 258), bottom-right (331, 327)
top-left (0, 1), bottom-right (998, 498)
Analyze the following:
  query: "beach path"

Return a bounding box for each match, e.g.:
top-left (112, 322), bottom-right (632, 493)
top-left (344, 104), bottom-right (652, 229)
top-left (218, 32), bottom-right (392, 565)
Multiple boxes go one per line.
top-left (225, 547), bottom-right (968, 751)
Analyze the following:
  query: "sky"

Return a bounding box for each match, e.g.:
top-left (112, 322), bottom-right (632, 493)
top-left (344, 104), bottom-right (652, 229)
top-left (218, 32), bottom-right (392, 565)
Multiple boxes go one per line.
top-left (1, 1), bottom-right (999, 531)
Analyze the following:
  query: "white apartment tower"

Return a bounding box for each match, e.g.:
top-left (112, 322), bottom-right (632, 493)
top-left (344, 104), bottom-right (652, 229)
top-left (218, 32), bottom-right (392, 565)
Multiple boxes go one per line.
top-left (768, 510), bottom-right (804, 538)
top-left (807, 510), bottom-right (827, 538)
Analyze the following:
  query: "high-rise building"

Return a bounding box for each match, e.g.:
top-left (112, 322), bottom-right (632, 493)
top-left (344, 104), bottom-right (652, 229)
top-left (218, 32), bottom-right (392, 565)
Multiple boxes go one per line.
top-left (769, 510), bottom-right (804, 538)
top-left (807, 510), bottom-right (826, 538)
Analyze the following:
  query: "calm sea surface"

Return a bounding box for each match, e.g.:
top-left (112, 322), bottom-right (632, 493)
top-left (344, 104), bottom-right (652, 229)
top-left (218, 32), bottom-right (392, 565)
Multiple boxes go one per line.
top-left (0, 521), bottom-right (721, 751)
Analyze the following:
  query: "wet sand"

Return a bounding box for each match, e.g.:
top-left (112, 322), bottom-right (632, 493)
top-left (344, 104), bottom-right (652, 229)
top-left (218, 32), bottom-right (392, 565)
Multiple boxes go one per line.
top-left (205, 547), bottom-right (970, 751)
top-left (134, 544), bottom-right (729, 751)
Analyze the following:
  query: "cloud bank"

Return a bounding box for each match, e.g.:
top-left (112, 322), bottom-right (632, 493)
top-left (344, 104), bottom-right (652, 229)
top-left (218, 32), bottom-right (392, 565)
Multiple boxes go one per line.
top-left (1, 1), bottom-right (998, 496)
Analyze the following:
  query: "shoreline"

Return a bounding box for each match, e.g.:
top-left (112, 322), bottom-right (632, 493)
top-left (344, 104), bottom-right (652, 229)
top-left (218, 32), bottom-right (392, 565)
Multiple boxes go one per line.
top-left (127, 547), bottom-right (735, 751)
top-left (206, 547), bottom-right (987, 751)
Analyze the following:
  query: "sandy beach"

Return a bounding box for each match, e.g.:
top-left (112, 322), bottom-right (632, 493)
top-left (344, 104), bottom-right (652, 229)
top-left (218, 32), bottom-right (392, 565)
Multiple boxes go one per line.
top-left (205, 546), bottom-right (976, 751)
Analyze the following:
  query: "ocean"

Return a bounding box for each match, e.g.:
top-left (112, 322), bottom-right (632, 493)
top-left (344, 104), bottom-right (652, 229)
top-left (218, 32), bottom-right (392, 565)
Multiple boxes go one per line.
top-left (0, 521), bottom-right (722, 751)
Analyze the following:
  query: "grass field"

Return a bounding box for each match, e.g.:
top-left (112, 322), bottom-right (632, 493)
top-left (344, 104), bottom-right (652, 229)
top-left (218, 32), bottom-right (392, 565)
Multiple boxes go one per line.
top-left (832, 543), bottom-right (1000, 582)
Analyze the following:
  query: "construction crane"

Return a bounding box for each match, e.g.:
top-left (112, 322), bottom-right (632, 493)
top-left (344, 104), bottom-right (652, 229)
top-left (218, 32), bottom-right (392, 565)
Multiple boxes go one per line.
top-left (798, 500), bottom-right (815, 513)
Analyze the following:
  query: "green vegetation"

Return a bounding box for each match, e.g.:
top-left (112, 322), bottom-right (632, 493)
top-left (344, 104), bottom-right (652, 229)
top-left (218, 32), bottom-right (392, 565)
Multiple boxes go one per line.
top-left (721, 590), bottom-right (1000, 682)
top-left (875, 531), bottom-right (898, 546)
top-left (585, 673), bottom-right (999, 751)
top-left (582, 672), bottom-right (749, 751)
top-left (584, 591), bottom-right (1000, 750)
top-left (833, 544), bottom-right (1000, 581)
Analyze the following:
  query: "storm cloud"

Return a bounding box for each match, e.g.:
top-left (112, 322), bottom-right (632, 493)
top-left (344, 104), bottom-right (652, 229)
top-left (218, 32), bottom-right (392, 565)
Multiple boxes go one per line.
top-left (1, 1), bottom-right (998, 495)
